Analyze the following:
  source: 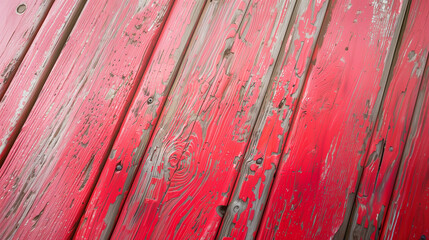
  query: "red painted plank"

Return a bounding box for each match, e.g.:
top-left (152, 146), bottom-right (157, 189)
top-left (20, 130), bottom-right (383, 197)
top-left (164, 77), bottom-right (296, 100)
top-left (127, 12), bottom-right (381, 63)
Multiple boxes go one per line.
top-left (381, 59), bottom-right (429, 240)
top-left (111, 0), bottom-right (297, 238)
top-left (74, 1), bottom-right (206, 239)
top-left (346, 0), bottom-right (429, 238)
top-left (0, 0), bottom-right (86, 165)
top-left (0, 0), bottom-right (175, 238)
top-left (257, 0), bottom-right (408, 238)
top-left (217, 0), bottom-right (329, 238)
top-left (0, 0), bottom-right (53, 99)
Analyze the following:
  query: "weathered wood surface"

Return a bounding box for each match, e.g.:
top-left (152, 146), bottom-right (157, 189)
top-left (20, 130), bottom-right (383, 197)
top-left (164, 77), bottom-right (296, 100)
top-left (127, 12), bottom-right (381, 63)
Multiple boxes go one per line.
top-left (74, 0), bottom-right (206, 239)
top-left (0, 0), bottom-right (175, 238)
top-left (0, 0), bottom-right (86, 165)
top-left (111, 0), bottom-right (297, 238)
top-left (0, 0), bottom-right (427, 239)
top-left (0, 0), bottom-right (53, 99)
top-left (346, 0), bottom-right (429, 238)
top-left (218, 0), bottom-right (329, 238)
top-left (381, 59), bottom-right (429, 240)
top-left (257, 0), bottom-right (408, 238)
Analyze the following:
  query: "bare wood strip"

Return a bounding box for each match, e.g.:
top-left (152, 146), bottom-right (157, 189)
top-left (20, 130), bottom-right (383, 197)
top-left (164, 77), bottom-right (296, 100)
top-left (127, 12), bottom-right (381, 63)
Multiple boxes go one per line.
top-left (257, 0), bottom-right (409, 238)
top-left (111, 0), bottom-right (298, 238)
top-left (74, 1), bottom-right (207, 239)
top-left (0, 0), bottom-right (54, 99)
top-left (0, 0), bottom-right (175, 238)
top-left (346, 0), bottom-right (429, 238)
top-left (217, 0), bottom-right (329, 238)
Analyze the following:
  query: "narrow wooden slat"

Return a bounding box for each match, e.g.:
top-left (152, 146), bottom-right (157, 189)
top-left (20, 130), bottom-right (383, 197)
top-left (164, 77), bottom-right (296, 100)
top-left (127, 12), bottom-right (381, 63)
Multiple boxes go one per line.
top-left (257, 0), bottom-right (408, 238)
top-left (111, 0), bottom-right (297, 238)
top-left (0, 0), bottom-right (53, 99)
top-left (381, 59), bottom-right (429, 240)
top-left (217, 0), bottom-right (329, 238)
top-left (346, 0), bottom-right (429, 238)
top-left (74, 1), bottom-right (206, 239)
top-left (0, 0), bottom-right (87, 165)
top-left (0, 0), bottom-right (175, 238)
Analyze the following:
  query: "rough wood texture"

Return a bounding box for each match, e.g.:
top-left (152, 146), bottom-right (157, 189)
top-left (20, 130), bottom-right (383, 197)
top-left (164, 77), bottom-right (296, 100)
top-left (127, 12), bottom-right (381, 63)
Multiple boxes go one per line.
top-left (0, 0), bottom-right (174, 238)
top-left (381, 59), bottom-right (429, 240)
top-left (0, 0), bottom-right (427, 238)
top-left (257, 0), bottom-right (408, 238)
top-left (217, 0), bottom-right (329, 238)
top-left (111, 0), bottom-right (296, 238)
top-left (74, 1), bottom-right (206, 239)
top-left (0, 0), bottom-right (53, 99)
top-left (346, 0), bottom-right (429, 238)
top-left (0, 0), bottom-right (86, 165)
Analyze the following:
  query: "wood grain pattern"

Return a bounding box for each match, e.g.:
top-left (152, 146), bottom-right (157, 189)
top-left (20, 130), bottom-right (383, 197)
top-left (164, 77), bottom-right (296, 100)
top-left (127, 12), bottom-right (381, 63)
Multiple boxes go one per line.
top-left (257, 0), bottom-right (408, 238)
top-left (0, 0), bottom-right (175, 238)
top-left (74, 0), bottom-right (206, 239)
top-left (0, 0), bottom-right (86, 165)
top-left (381, 58), bottom-right (429, 240)
top-left (0, 0), bottom-right (427, 238)
top-left (0, 0), bottom-right (53, 99)
top-left (111, 0), bottom-right (297, 238)
top-left (217, 0), bottom-right (329, 238)
top-left (346, 0), bottom-right (429, 238)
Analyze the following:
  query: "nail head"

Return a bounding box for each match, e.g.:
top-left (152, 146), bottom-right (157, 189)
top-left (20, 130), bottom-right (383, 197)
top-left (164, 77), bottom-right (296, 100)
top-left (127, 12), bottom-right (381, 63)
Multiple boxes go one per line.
top-left (17, 4), bottom-right (26, 14)
top-left (115, 163), bottom-right (123, 171)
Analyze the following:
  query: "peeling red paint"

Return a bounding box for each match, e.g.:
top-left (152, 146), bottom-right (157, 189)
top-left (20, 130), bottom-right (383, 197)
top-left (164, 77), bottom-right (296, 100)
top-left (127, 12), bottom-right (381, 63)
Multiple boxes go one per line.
top-left (218, 0), bottom-right (329, 238)
top-left (74, 0), bottom-right (206, 239)
top-left (381, 53), bottom-right (429, 240)
top-left (111, 0), bottom-right (296, 238)
top-left (0, 0), bottom-right (86, 166)
top-left (0, 0), bottom-right (53, 100)
top-left (258, 0), bottom-right (408, 238)
top-left (0, 0), bottom-right (174, 238)
top-left (0, 0), bottom-right (427, 238)
top-left (347, 0), bottom-right (429, 238)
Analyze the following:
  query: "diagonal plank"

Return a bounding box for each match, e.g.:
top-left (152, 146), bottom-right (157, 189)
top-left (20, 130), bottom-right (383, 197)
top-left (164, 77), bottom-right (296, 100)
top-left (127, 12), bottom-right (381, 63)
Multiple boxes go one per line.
top-left (0, 0), bottom-right (176, 238)
top-left (0, 0), bottom-right (53, 99)
top-left (381, 58), bottom-right (429, 240)
top-left (74, 0), bottom-right (207, 239)
top-left (257, 0), bottom-right (409, 238)
top-left (346, 0), bottom-right (429, 238)
top-left (111, 0), bottom-right (297, 238)
top-left (0, 0), bottom-right (87, 165)
top-left (217, 0), bottom-right (330, 238)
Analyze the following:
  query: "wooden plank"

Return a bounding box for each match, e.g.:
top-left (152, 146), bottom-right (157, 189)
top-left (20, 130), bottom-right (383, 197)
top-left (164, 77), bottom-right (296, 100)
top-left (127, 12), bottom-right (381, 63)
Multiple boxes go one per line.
top-left (74, 1), bottom-right (206, 239)
top-left (346, 0), bottom-right (429, 238)
top-left (110, 0), bottom-right (297, 238)
top-left (257, 0), bottom-right (408, 238)
top-left (0, 0), bottom-right (53, 99)
top-left (0, 0), bottom-right (87, 165)
top-left (217, 0), bottom-right (329, 238)
top-left (0, 0), bottom-right (175, 238)
top-left (381, 59), bottom-right (429, 240)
